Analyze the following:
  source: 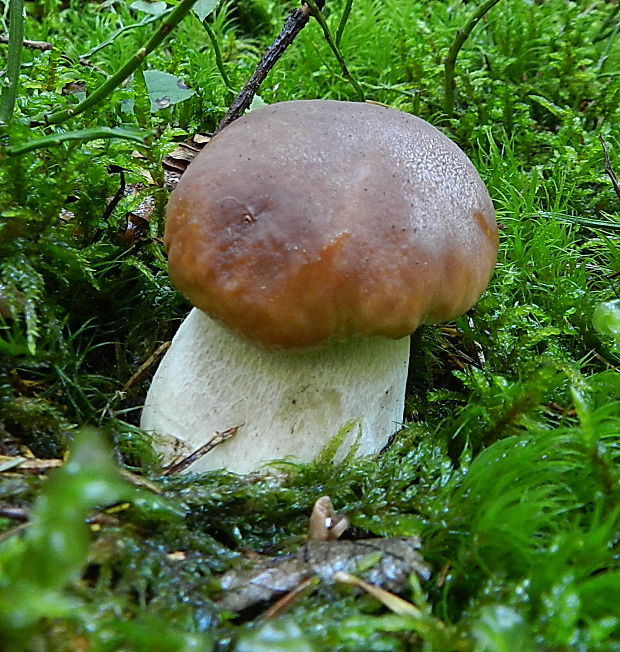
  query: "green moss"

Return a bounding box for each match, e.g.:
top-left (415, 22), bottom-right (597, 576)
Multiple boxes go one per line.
top-left (0, 0), bottom-right (619, 648)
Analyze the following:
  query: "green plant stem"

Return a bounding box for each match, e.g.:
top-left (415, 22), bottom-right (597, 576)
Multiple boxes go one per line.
top-left (29, 0), bottom-right (200, 127)
top-left (4, 126), bottom-right (145, 156)
top-left (0, 0), bottom-right (25, 128)
top-left (131, 65), bottom-right (166, 237)
top-left (305, 0), bottom-right (365, 102)
top-left (201, 19), bottom-right (235, 96)
top-left (443, 0), bottom-right (503, 118)
top-left (335, 0), bottom-right (353, 47)
top-left (131, 65), bottom-right (152, 131)
top-left (80, 7), bottom-right (175, 59)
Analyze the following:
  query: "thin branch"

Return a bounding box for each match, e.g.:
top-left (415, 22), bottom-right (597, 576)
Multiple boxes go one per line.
top-left (121, 340), bottom-right (170, 394)
top-left (162, 426), bottom-right (239, 475)
top-left (443, 0), bottom-right (503, 118)
top-left (305, 0), bottom-right (365, 101)
top-left (214, 2), bottom-right (317, 134)
top-left (29, 0), bottom-right (200, 127)
top-left (0, 34), bottom-right (51, 51)
top-left (101, 168), bottom-right (127, 223)
top-left (0, 0), bottom-right (25, 127)
top-left (600, 135), bottom-right (620, 202)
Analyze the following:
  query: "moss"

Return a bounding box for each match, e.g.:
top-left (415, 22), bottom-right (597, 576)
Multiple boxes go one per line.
top-left (1, 0), bottom-right (619, 648)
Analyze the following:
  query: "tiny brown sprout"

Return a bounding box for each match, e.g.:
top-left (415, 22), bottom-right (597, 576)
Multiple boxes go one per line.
top-left (309, 496), bottom-right (350, 542)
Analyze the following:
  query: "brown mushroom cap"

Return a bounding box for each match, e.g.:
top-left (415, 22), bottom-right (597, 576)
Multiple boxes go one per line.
top-left (165, 100), bottom-right (498, 349)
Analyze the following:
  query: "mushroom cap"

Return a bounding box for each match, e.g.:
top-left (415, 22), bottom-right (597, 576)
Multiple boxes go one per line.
top-left (165, 100), bottom-right (498, 349)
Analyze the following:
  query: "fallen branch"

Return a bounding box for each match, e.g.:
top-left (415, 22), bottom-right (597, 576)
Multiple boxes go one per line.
top-left (214, 2), bottom-right (322, 134)
top-left (0, 34), bottom-right (51, 51)
top-left (162, 426), bottom-right (239, 475)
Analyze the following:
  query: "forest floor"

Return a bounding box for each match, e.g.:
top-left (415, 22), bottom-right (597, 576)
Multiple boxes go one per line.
top-left (1, 0), bottom-right (620, 650)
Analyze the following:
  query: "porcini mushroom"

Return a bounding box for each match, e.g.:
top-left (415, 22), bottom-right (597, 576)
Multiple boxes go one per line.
top-left (141, 100), bottom-right (497, 474)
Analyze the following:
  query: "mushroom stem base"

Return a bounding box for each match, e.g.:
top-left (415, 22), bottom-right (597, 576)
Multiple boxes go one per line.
top-left (141, 308), bottom-right (410, 474)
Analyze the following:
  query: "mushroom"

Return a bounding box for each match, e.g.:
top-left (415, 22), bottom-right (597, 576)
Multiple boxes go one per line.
top-left (141, 100), bottom-right (497, 474)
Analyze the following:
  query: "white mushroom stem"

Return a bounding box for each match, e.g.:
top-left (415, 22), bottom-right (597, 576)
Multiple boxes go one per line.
top-left (141, 308), bottom-right (410, 474)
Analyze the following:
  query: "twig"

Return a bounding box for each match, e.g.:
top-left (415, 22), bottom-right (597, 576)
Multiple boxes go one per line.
top-left (0, 506), bottom-right (30, 521)
top-left (121, 340), bottom-right (171, 394)
top-left (0, 0), bottom-right (24, 127)
top-left (214, 2), bottom-right (318, 134)
top-left (333, 571), bottom-right (424, 618)
top-left (600, 135), bottom-right (620, 202)
top-left (443, 0), bottom-right (503, 118)
top-left (162, 426), bottom-right (239, 475)
top-left (0, 522), bottom-right (28, 543)
top-left (101, 168), bottom-right (127, 223)
top-left (0, 34), bottom-right (51, 51)
top-left (263, 577), bottom-right (319, 619)
top-left (305, 0), bottom-right (365, 101)
top-left (29, 0), bottom-right (200, 127)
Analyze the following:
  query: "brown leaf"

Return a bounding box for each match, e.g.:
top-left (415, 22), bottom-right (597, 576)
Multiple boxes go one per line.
top-left (216, 536), bottom-right (430, 613)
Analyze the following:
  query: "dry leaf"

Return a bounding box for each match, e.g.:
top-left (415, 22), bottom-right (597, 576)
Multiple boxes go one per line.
top-left (216, 536), bottom-right (430, 613)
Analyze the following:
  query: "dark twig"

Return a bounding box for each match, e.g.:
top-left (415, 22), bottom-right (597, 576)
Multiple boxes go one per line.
top-left (600, 136), bottom-right (620, 202)
top-left (121, 340), bottom-right (170, 394)
top-left (162, 426), bottom-right (239, 475)
top-left (214, 3), bottom-right (318, 134)
top-left (101, 168), bottom-right (127, 223)
top-left (263, 577), bottom-right (319, 619)
top-left (0, 506), bottom-right (30, 522)
top-left (443, 0), bottom-right (504, 118)
top-left (0, 34), bottom-right (51, 51)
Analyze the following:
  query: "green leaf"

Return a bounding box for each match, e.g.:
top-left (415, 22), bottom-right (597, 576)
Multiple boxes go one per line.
top-left (592, 299), bottom-right (620, 346)
top-left (0, 430), bottom-right (134, 636)
top-left (130, 0), bottom-right (168, 15)
top-left (528, 94), bottom-right (570, 119)
top-left (193, 0), bottom-right (220, 22)
top-left (143, 69), bottom-right (195, 112)
top-left (249, 94), bottom-right (267, 111)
